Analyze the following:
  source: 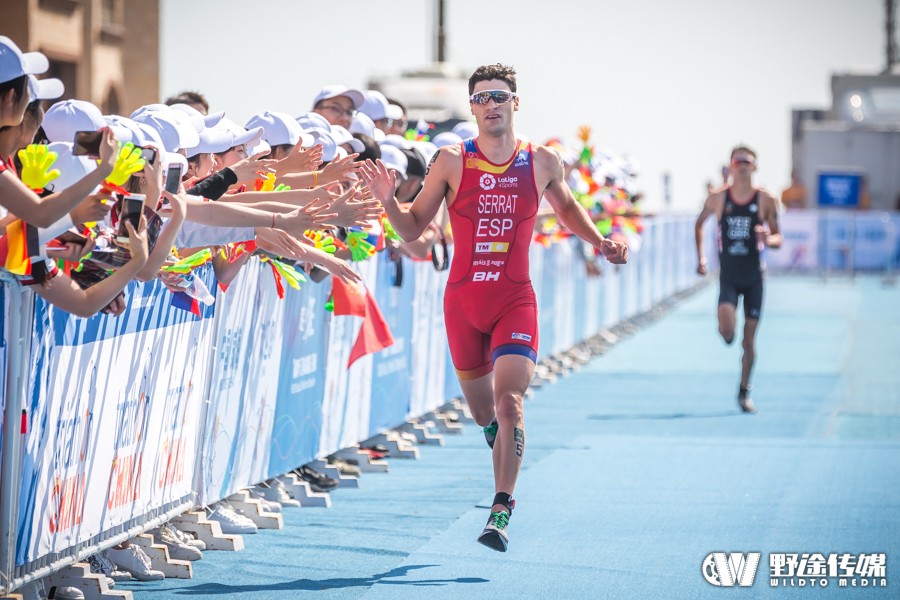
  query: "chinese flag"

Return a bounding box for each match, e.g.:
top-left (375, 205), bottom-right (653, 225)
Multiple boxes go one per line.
top-left (332, 277), bottom-right (394, 367)
top-left (331, 276), bottom-right (367, 317)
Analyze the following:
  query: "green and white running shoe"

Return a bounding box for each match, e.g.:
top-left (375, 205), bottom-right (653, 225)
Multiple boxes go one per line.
top-left (477, 510), bottom-right (510, 552)
top-left (483, 419), bottom-right (498, 449)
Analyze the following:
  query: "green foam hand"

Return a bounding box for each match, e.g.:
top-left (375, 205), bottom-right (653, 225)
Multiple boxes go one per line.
top-left (345, 230), bottom-right (376, 262)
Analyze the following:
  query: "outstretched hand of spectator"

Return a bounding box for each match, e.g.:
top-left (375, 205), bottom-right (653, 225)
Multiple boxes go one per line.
top-left (321, 152), bottom-right (360, 183)
top-left (327, 184), bottom-right (383, 227)
top-left (276, 143), bottom-right (323, 175)
top-left (229, 152), bottom-right (279, 183)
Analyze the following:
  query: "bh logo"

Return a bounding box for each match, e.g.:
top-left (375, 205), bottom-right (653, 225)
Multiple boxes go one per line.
top-left (480, 173), bottom-right (496, 190)
top-left (701, 552), bottom-right (760, 587)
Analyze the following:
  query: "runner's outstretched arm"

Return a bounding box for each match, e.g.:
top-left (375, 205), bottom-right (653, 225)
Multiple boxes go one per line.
top-left (539, 147), bottom-right (628, 264)
top-left (359, 152), bottom-right (449, 242)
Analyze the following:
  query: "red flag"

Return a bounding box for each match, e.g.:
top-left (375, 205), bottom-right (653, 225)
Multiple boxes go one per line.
top-left (347, 289), bottom-right (394, 368)
top-left (331, 276), bottom-right (367, 317)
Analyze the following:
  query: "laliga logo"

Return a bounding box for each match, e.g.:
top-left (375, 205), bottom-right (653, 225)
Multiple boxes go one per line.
top-left (702, 552), bottom-right (761, 587)
top-left (480, 173), bottom-right (496, 190)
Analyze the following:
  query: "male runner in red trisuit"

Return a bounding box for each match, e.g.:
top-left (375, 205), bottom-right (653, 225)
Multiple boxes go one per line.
top-left (360, 64), bottom-right (627, 552)
top-left (695, 145), bottom-right (782, 413)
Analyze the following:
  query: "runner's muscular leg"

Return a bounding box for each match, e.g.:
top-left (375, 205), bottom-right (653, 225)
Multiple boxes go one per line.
top-left (718, 302), bottom-right (737, 344)
top-left (490, 353), bottom-right (534, 512)
top-left (741, 318), bottom-right (759, 389)
top-left (459, 373), bottom-right (495, 427)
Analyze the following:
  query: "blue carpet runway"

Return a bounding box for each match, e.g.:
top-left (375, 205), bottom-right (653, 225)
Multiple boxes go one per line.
top-left (120, 275), bottom-right (900, 599)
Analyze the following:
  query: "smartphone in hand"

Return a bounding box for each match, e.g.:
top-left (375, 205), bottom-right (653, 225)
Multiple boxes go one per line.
top-left (116, 194), bottom-right (144, 244)
top-left (73, 131), bottom-right (103, 157)
top-left (140, 146), bottom-right (157, 165)
top-left (164, 163), bottom-right (184, 195)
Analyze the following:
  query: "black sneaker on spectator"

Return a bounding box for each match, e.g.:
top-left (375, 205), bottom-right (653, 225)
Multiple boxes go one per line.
top-left (296, 465), bottom-right (339, 492)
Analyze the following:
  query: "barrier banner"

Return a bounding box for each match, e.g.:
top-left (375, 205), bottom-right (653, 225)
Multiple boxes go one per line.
top-left (196, 261), bottom-right (262, 505)
top-left (369, 253), bottom-right (415, 435)
top-left (0, 284), bottom-right (6, 467)
top-left (16, 272), bottom-right (216, 564)
top-left (319, 259), bottom-right (378, 455)
top-left (268, 278), bottom-right (330, 478)
top-left (233, 266), bottom-right (285, 490)
top-left (853, 213), bottom-right (897, 270)
top-left (423, 266), bottom-right (450, 418)
top-left (766, 212), bottom-right (818, 270)
top-left (408, 262), bottom-right (447, 419)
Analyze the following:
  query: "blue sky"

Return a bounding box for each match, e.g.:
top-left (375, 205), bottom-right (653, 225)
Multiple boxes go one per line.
top-left (161, 0), bottom-right (885, 211)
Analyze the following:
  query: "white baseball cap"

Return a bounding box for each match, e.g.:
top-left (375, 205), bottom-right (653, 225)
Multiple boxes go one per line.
top-left (359, 90), bottom-right (403, 121)
top-left (245, 111), bottom-right (312, 147)
top-left (379, 144), bottom-right (408, 180)
top-left (432, 131), bottom-right (463, 148)
top-left (329, 125), bottom-right (365, 153)
top-left (305, 128), bottom-right (337, 162)
top-left (0, 36), bottom-right (48, 85)
top-left (311, 85), bottom-right (364, 110)
top-left (186, 126), bottom-right (234, 157)
top-left (42, 100), bottom-right (107, 143)
top-left (451, 121), bottom-right (478, 140)
top-left (132, 108), bottom-right (200, 152)
top-left (381, 134), bottom-right (412, 150)
top-left (296, 111), bottom-right (331, 133)
top-left (349, 112), bottom-right (376, 138)
top-left (245, 138), bottom-right (272, 158)
top-left (214, 117), bottom-right (264, 149)
top-left (44, 141), bottom-right (98, 193)
top-left (411, 140), bottom-right (438, 166)
top-left (28, 75), bottom-right (63, 102)
top-left (169, 103), bottom-right (225, 131)
top-left (102, 114), bottom-right (155, 147)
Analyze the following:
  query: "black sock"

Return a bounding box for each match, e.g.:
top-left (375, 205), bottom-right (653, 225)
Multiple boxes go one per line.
top-left (739, 385), bottom-right (751, 398)
top-left (493, 492), bottom-right (513, 513)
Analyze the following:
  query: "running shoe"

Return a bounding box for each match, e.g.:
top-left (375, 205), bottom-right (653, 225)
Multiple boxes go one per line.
top-left (738, 386), bottom-right (757, 414)
top-left (477, 510), bottom-right (511, 552)
top-left (483, 419), bottom-right (498, 449)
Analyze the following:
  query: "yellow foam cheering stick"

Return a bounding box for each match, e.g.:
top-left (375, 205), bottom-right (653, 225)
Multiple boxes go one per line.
top-left (17, 144), bottom-right (60, 192)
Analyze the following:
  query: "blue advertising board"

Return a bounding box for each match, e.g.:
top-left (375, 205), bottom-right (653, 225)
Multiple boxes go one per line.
top-left (818, 172), bottom-right (862, 208)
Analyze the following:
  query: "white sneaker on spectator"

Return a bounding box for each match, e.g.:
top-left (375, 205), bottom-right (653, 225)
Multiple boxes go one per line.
top-left (87, 550), bottom-right (131, 582)
top-left (249, 486), bottom-right (285, 512)
top-left (259, 482), bottom-right (302, 507)
top-left (209, 503), bottom-right (258, 534)
top-left (47, 585), bottom-right (84, 600)
top-left (154, 525), bottom-right (203, 561)
top-left (168, 522), bottom-right (206, 551)
top-left (106, 545), bottom-right (165, 581)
